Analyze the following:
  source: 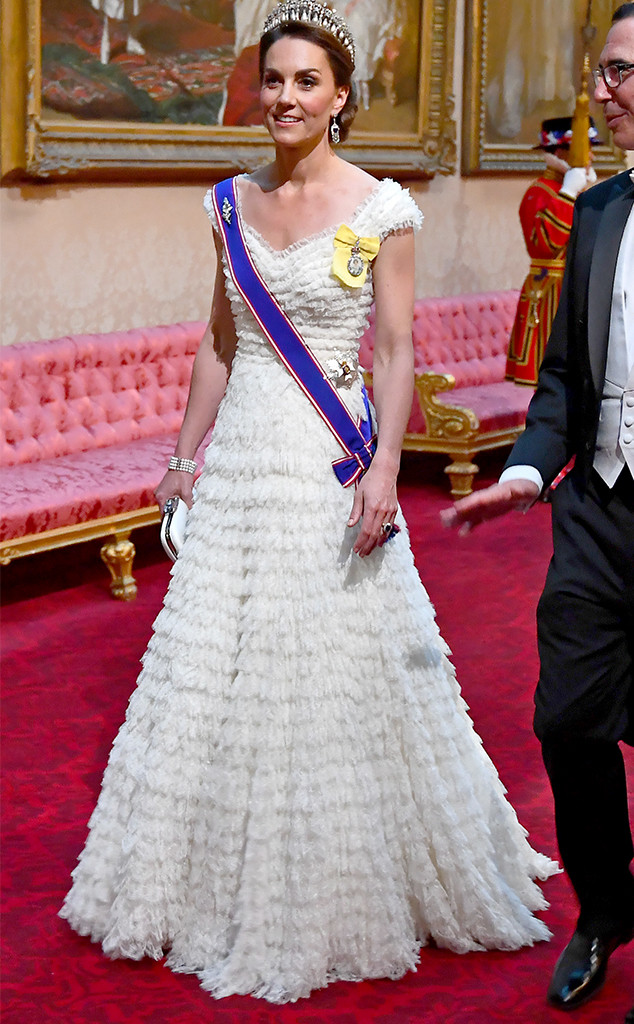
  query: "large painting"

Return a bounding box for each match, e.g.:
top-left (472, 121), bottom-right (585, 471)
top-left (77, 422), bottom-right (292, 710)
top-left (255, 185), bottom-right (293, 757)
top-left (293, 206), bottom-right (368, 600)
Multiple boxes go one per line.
top-left (463, 0), bottom-right (626, 174)
top-left (0, 0), bottom-right (457, 181)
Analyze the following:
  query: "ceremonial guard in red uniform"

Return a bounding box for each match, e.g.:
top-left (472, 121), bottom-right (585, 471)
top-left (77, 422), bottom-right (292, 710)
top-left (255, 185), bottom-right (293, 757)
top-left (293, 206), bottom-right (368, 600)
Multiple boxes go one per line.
top-left (506, 117), bottom-right (598, 387)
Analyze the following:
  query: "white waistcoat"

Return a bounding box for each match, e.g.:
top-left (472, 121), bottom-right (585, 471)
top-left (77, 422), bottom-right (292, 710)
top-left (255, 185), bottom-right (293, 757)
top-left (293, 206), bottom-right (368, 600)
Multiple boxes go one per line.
top-left (593, 205), bottom-right (634, 487)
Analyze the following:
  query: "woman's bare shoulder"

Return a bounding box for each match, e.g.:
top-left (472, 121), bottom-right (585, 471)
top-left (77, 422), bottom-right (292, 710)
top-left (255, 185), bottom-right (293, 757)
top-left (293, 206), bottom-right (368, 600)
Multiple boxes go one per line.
top-left (328, 160), bottom-right (382, 208)
top-left (334, 159), bottom-right (379, 192)
top-left (239, 166), bottom-right (278, 196)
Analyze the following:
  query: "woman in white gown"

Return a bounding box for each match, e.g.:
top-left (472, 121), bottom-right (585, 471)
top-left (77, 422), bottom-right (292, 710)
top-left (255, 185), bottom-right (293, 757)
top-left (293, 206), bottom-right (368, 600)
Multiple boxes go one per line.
top-left (60, 0), bottom-right (558, 1004)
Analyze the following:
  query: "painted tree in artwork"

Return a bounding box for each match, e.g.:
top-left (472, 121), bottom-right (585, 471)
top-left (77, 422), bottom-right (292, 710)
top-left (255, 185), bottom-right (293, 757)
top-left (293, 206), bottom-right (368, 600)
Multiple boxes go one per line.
top-left (91, 0), bottom-right (144, 64)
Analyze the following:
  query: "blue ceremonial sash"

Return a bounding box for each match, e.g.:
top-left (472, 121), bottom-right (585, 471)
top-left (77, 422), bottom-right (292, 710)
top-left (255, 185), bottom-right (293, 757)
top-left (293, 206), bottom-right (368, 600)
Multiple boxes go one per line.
top-left (212, 177), bottom-right (377, 488)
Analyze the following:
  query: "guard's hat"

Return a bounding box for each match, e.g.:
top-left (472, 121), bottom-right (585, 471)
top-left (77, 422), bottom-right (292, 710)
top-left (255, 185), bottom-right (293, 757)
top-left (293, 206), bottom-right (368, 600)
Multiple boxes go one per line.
top-left (535, 116), bottom-right (601, 151)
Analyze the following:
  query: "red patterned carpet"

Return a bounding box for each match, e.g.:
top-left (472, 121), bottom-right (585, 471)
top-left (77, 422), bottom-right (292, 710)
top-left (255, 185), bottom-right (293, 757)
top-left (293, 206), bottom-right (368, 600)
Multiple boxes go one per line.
top-left (2, 454), bottom-right (633, 1024)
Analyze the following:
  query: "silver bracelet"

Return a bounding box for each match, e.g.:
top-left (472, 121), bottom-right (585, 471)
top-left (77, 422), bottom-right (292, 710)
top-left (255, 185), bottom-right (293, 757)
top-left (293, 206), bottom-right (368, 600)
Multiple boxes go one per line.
top-left (168, 456), bottom-right (197, 474)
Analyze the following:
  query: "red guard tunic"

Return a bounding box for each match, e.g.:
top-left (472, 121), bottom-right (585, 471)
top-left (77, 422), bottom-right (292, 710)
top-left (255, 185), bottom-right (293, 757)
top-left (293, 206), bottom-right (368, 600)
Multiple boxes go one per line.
top-left (506, 169), bottom-right (575, 387)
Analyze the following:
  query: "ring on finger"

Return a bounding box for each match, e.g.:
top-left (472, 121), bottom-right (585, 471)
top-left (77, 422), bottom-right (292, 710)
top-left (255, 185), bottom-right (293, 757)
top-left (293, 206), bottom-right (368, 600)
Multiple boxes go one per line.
top-left (381, 521), bottom-right (393, 534)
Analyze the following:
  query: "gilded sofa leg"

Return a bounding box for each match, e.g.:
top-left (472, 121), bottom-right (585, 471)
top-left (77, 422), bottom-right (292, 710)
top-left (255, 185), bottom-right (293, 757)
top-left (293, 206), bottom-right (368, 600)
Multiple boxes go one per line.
top-left (100, 535), bottom-right (137, 600)
top-left (444, 457), bottom-right (479, 499)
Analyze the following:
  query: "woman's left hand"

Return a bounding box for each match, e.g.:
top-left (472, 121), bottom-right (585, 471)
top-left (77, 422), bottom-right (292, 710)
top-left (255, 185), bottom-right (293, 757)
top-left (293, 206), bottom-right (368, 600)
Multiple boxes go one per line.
top-left (347, 456), bottom-right (398, 557)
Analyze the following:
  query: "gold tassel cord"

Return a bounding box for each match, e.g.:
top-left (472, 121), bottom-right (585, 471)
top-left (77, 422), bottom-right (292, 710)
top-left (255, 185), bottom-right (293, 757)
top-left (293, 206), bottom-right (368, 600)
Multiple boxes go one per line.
top-left (568, 53), bottom-right (591, 169)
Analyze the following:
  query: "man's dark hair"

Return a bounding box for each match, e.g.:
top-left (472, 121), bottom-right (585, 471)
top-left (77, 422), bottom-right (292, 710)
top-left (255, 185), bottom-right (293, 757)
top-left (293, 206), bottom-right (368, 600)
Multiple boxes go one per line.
top-left (612, 2), bottom-right (634, 22)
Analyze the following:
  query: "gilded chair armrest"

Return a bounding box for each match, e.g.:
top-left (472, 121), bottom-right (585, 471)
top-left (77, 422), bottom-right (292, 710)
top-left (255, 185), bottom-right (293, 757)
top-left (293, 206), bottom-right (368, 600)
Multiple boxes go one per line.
top-left (415, 371), bottom-right (479, 440)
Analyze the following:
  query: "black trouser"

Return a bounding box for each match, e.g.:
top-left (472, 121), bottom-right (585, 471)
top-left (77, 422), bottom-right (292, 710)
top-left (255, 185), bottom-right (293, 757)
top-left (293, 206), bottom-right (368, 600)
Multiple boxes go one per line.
top-left (534, 468), bottom-right (634, 935)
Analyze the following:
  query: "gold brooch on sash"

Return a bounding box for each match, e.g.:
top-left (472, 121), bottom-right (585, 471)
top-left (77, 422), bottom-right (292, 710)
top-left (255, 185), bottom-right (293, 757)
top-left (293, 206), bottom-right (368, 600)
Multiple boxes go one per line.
top-left (326, 350), bottom-right (358, 388)
top-left (332, 225), bottom-right (380, 287)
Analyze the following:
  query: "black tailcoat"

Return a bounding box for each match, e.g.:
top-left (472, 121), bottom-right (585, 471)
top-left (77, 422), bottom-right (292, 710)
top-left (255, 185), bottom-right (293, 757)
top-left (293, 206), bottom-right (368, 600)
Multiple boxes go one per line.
top-left (505, 169), bottom-right (634, 486)
top-left (503, 170), bottom-right (634, 928)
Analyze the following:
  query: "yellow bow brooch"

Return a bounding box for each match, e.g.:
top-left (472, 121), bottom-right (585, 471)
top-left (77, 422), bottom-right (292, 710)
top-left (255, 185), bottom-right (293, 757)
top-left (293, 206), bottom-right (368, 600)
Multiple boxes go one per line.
top-left (332, 225), bottom-right (380, 288)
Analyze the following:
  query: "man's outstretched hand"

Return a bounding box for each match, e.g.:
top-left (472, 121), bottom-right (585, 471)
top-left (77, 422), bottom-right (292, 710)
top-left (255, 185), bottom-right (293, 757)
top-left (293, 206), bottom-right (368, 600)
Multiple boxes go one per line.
top-left (440, 479), bottom-right (541, 534)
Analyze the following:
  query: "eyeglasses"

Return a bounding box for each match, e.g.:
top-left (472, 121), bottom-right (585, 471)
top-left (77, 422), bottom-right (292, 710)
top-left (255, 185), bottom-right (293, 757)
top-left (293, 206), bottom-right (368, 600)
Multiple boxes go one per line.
top-left (592, 61), bottom-right (634, 89)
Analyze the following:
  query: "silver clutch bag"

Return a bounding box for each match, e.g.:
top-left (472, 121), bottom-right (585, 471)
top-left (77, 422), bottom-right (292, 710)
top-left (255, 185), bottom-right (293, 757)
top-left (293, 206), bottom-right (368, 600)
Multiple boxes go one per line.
top-left (160, 495), bottom-right (189, 561)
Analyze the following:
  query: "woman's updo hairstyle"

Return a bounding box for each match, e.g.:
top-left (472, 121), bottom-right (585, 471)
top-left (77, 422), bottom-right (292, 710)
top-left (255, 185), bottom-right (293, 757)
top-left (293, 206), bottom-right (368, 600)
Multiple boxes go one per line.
top-left (259, 22), bottom-right (358, 144)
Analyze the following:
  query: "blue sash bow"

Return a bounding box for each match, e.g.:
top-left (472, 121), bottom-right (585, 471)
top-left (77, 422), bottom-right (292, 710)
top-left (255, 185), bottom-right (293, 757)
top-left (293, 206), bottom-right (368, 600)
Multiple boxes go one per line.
top-left (212, 177), bottom-right (376, 487)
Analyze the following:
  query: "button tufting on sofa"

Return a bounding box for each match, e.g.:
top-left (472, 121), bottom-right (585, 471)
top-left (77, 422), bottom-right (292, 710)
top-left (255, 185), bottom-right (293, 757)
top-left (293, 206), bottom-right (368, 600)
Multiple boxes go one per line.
top-left (0, 322), bottom-right (211, 599)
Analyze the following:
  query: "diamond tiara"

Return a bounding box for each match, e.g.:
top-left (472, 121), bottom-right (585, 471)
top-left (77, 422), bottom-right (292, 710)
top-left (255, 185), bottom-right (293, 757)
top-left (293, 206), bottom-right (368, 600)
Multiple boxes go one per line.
top-left (262, 1), bottom-right (355, 67)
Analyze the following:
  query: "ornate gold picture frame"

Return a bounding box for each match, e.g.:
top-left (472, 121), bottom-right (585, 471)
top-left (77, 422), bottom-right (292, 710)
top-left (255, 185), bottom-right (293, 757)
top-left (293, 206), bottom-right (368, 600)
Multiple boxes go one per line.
top-left (1, 0), bottom-right (457, 182)
top-left (462, 0), bottom-right (626, 175)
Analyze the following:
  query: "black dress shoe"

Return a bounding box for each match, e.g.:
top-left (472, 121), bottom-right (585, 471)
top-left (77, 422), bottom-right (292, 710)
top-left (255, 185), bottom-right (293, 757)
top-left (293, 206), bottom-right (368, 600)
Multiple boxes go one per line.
top-left (547, 927), bottom-right (633, 1011)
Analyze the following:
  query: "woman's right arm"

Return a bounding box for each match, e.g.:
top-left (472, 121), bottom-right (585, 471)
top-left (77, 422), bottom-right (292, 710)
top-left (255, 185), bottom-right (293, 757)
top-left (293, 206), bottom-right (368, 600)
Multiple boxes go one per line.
top-left (155, 231), bottom-right (237, 512)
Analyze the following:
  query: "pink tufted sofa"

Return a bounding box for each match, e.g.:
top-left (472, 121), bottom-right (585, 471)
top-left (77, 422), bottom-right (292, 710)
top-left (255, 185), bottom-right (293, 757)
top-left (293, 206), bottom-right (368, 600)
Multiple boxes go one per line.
top-left (359, 289), bottom-right (528, 496)
top-left (0, 322), bottom-right (209, 599)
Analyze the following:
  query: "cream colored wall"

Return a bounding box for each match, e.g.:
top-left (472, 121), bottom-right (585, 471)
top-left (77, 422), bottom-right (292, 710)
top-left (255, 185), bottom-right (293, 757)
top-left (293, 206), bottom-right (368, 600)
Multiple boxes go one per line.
top-left (0, 183), bottom-right (217, 345)
top-left (411, 174), bottom-right (532, 299)
top-left (0, 172), bottom-right (534, 346)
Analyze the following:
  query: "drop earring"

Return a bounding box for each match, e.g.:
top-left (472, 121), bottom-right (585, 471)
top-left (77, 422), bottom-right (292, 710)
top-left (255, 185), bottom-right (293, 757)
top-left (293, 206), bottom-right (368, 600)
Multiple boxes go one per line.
top-left (330, 115), bottom-right (341, 145)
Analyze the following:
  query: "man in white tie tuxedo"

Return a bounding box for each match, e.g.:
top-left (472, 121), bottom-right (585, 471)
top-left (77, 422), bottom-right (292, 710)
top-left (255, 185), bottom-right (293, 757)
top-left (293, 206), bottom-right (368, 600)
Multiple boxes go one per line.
top-left (443, 3), bottom-right (634, 1012)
